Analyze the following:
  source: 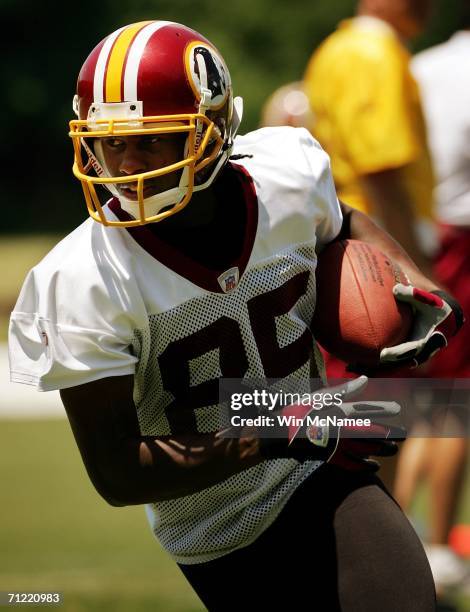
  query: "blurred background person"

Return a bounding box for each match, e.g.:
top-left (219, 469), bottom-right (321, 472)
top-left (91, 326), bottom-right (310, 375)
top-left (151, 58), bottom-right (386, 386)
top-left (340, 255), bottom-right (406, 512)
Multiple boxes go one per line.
top-left (303, 0), bottom-right (436, 276)
top-left (260, 81), bottom-right (315, 130)
top-left (301, 0), bottom-right (437, 494)
top-left (302, 0), bottom-right (469, 602)
top-left (393, 0), bottom-right (470, 594)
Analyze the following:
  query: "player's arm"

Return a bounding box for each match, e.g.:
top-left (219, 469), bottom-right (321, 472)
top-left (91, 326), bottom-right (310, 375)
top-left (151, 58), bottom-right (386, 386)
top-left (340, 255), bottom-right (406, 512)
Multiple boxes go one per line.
top-left (61, 374), bottom-right (403, 504)
top-left (338, 199), bottom-right (436, 291)
top-left (60, 375), bottom-right (262, 506)
top-left (360, 167), bottom-right (432, 276)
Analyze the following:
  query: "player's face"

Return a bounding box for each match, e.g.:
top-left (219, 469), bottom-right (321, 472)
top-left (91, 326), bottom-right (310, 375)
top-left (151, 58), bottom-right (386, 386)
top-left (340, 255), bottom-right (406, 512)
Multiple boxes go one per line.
top-left (366, 0), bottom-right (433, 38)
top-left (100, 133), bottom-right (186, 200)
top-left (393, 0), bottom-right (433, 37)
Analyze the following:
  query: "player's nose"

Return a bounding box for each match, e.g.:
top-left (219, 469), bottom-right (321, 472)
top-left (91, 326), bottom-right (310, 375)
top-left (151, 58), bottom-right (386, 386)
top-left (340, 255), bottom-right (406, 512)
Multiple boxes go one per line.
top-left (119, 145), bottom-right (148, 176)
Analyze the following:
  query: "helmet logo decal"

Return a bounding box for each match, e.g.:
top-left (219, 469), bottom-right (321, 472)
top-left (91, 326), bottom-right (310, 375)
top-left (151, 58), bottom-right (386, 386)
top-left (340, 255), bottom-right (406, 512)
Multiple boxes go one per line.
top-left (185, 42), bottom-right (230, 110)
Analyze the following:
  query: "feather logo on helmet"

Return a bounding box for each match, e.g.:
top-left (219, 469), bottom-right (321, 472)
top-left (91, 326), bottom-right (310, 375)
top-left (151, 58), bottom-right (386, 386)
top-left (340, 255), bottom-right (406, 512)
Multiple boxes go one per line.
top-left (185, 42), bottom-right (230, 110)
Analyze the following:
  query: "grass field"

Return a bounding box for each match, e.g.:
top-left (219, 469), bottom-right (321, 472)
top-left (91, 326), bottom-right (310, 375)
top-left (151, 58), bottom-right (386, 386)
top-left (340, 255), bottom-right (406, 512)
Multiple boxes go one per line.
top-left (0, 419), bottom-right (204, 612)
top-left (0, 235), bottom-right (62, 342)
top-left (1, 418), bottom-right (469, 611)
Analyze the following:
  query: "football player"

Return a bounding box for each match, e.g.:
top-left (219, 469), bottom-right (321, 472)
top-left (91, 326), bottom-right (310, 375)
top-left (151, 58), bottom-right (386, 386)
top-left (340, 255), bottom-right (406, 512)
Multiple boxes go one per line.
top-left (9, 21), bottom-right (462, 610)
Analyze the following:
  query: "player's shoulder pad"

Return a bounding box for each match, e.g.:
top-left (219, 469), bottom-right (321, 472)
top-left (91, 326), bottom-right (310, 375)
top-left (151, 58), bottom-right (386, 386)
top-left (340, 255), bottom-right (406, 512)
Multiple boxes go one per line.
top-left (232, 126), bottom-right (330, 181)
top-left (28, 216), bottom-right (132, 291)
top-left (234, 125), bottom-right (318, 148)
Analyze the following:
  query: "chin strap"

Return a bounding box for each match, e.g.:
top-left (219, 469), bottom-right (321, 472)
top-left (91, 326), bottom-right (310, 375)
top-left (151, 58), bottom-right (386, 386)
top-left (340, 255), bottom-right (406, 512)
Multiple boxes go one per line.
top-left (82, 138), bottom-right (106, 178)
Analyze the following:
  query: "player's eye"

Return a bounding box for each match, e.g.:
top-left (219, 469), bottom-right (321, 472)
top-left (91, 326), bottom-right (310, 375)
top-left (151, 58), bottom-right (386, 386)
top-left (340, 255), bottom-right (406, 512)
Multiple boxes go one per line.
top-left (103, 137), bottom-right (125, 149)
top-left (141, 135), bottom-right (161, 147)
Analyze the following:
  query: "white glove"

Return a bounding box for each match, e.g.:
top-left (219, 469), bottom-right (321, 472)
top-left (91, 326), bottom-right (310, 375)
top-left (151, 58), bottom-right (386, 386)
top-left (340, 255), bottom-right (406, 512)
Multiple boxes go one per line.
top-left (379, 284), bottom-right (464, 368)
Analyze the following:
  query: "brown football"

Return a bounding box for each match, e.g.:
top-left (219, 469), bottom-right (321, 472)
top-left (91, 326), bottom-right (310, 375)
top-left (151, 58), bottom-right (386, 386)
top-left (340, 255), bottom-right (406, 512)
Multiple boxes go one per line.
top-left (312, 239), bottom-right (413, 366)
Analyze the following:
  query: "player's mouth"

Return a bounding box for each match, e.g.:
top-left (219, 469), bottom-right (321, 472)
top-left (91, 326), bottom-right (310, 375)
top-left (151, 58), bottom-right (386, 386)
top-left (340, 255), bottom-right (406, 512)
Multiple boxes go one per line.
top-left (118, 182), bottom-right (160, 200)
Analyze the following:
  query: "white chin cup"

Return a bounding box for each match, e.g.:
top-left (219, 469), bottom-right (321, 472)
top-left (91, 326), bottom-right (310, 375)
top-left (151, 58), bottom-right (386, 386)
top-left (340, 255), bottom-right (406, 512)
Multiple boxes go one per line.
top-left (119, 177), bottom-right (189, 219)
top-left (118, 143), bottom-right (234, 220)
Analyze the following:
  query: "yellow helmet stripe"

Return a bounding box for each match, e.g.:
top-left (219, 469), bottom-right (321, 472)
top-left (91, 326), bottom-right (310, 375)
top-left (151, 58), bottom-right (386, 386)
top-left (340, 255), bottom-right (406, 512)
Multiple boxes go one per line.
top-left (104, 21), bottom-right (153, 102)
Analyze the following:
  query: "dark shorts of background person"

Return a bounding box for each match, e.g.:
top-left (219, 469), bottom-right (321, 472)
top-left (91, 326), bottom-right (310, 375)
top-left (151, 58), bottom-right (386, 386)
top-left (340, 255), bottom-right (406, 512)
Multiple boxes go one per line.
top-left (178, 464), bottom-right (436, 612)
top-left (427, 224), bottom-right (470, 378)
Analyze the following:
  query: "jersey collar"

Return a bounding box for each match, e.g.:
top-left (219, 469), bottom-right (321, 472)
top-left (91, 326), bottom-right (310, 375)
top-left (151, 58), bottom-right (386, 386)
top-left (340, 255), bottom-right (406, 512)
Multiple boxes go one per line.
top-left (109, 163), bottom-right (258, 294)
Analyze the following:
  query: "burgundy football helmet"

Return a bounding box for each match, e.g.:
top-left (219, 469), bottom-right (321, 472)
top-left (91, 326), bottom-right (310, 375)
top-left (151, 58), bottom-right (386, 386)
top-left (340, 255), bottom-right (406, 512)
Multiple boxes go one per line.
top-left (69, 21), bottom-right (243, 226)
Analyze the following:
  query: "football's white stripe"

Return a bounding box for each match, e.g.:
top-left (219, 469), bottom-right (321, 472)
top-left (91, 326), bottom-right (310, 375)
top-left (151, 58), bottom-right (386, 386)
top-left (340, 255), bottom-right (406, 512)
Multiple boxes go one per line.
top-left (123, 21), bottom-right (174, 102)
top-left (93, 26), bottom-right (126, 103)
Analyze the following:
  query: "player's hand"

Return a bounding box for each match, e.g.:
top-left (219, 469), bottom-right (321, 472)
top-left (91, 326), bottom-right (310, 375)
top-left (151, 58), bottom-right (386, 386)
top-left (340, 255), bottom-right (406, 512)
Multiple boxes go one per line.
top-left (379, 285), bottom-right (464, 368)
top-left (261, 376), bottom-right (405, 472)
top-left (346, 286), bottom-right (464, 376)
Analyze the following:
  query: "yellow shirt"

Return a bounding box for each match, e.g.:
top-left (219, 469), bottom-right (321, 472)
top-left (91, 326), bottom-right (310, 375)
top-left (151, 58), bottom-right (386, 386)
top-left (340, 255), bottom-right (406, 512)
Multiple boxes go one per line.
top-left (303, 17), bottom-right (434, 222)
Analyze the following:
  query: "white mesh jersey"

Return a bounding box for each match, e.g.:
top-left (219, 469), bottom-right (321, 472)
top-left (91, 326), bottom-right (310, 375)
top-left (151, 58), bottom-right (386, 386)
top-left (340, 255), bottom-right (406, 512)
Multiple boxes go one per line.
top-left (9, 127), bottom-right (342, 564)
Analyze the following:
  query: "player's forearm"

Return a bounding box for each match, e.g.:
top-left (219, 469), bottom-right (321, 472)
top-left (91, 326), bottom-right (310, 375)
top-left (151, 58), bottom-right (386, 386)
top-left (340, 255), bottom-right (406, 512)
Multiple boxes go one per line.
top-left (359, 168), bottom-right (433, 276)
top-left (100, 429), bottom-right (263, 505)
top-left (339, 200), bottom-right (439, 293)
